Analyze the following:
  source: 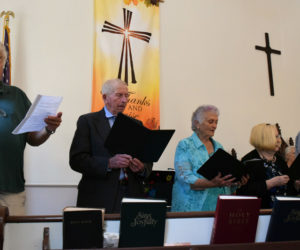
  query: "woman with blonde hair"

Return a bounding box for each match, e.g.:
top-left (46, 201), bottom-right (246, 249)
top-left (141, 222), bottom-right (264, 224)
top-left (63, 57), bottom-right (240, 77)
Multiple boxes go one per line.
top-left (237, 123), bottom-right (299, 208)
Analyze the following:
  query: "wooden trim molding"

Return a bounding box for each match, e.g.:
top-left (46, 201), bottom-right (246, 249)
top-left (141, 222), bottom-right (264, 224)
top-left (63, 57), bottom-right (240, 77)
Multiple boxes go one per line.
top-left (3, 209), bottom-right (273, 223)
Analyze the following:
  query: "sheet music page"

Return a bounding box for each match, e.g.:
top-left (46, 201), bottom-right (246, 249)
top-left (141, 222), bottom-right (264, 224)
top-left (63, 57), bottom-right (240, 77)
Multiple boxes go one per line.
top-left (12, 94), bottom-right (63, 134)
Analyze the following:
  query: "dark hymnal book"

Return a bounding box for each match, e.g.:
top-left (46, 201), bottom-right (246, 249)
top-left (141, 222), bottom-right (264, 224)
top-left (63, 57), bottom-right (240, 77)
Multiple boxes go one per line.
top-left (288, 153), bottom-right (300, 180)
top-left (104, 113), bottom-right (175, 162)
top-left (197, 148), bottom-right (245, 181)
top-left (266, 196), bottom-right (300, 242)
top-left (63, 207), bottom-right (104, 249)
top-left (118, 197), bottom-right (167, 248)
top-left (211, 195), bottom-right (261, 244)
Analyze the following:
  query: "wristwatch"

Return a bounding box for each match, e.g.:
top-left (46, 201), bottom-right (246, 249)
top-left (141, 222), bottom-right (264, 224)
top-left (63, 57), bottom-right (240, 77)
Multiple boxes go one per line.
top-left (45, 127), bottom-right (55, 135)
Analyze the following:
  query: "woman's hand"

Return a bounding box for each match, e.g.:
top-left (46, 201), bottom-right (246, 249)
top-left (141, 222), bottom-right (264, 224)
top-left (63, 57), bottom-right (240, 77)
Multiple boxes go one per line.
top-left (190, 172), bottom-right (236, 190)
top-left (266, 175), bottom-right (289, 189)
top-left (240, 175), bottom-right (249, 186)
top-left (211, 172), bottom-right (236, 187)
top-left (233, 175), bottom-right (249, 188)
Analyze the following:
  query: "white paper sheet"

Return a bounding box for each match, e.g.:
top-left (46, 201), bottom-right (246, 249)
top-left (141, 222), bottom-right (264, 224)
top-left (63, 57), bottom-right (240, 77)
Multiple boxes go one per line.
top-left (12, 94), bottom-right (63, 134)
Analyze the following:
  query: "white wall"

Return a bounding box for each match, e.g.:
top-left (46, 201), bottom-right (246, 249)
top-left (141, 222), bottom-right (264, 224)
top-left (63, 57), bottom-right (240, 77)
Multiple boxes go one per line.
top-left (2, 0), bottom-right (300, 187)
top-left (25, 185), bottom-right (77, 215)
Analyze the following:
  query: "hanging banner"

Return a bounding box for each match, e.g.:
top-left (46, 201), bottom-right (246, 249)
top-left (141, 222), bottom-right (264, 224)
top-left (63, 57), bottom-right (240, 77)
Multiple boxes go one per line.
top-left (93, 0), bottom-right (160, 129)
top-left (1, 11), bottom-right (14, 85)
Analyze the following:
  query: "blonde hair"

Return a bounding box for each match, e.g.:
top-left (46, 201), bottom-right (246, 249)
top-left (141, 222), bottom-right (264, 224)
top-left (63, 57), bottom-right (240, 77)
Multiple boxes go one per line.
top-left (250, 123), bottom-right (278, 151)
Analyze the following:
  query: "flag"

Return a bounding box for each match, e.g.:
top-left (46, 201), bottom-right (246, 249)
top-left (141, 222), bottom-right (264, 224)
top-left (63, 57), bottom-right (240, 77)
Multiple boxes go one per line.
top-left (93, 0), bottom-right (160, 129)
top-left (2, 25), bottom-right (11, 85)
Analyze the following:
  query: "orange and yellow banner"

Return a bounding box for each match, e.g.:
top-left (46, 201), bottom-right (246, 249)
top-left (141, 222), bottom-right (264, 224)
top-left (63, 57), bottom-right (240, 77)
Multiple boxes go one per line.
top-left (93, 0), bottom-right (160, 129)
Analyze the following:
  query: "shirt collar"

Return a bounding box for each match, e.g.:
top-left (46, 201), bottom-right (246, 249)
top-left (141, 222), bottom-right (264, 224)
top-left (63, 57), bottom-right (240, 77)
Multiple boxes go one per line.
top-left (192, 132), bottom-right (204, 148)
top-left (104, 106), bottom-right (114, 118)
top-left (192, 132), bottom-right (216, 150)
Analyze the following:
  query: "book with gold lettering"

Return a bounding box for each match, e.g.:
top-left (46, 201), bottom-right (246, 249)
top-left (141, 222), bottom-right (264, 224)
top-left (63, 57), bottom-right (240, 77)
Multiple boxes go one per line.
top-left (210, 195), bottom-right (261, 244)
top-left (118, 197), bottom-right (167, 248)
top-left (266, 196), bottom-right (300, 242)
top-left (63, 207), bottom-right (105, 249)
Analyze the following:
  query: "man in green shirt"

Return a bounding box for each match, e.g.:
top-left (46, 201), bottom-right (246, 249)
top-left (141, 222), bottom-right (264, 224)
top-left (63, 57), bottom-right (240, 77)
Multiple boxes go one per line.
top-left (0, 42), bottom-right (62, 215)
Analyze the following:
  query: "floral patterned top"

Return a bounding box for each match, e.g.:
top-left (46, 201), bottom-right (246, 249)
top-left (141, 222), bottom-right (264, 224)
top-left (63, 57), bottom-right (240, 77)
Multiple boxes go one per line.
top-left (171, 132), bottom-right (234, 212)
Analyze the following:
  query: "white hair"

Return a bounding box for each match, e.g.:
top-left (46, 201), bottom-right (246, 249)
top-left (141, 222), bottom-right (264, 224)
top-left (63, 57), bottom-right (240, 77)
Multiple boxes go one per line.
top-left (285, 146), bottom-right (295, 156)
top-left (191, 105), bottom-right (219, 131)
top-left (101, 79), bottom-right (127, 95)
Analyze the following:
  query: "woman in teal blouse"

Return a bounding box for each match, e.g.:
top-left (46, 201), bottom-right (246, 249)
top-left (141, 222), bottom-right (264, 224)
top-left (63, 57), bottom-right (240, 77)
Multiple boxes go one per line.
top-left (171, 105), bottom-right (242, 212)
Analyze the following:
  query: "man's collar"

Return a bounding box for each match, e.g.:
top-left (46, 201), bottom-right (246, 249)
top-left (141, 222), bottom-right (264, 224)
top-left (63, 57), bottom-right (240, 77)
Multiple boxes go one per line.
top-left (104, 106), bottom-right (114, 118)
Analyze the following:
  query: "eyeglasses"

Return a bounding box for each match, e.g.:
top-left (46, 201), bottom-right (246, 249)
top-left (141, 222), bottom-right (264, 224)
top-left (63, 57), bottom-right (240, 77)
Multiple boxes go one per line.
top-left (0, 108), bottom-right (7, 117)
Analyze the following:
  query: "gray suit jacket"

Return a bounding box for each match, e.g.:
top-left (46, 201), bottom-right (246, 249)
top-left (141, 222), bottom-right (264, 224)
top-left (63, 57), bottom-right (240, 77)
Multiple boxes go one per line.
top-left (69, 109), bottom-right (152, 213)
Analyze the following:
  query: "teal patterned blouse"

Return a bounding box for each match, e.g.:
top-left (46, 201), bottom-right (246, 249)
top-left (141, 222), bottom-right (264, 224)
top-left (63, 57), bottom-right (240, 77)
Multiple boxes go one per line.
top-left (171, 132), bottom-right (235, 212)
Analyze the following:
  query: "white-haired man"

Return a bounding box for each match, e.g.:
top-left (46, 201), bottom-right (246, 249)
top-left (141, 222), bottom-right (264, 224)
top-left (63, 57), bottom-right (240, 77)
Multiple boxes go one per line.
top-left (70, 79), bottom-right (152, 213)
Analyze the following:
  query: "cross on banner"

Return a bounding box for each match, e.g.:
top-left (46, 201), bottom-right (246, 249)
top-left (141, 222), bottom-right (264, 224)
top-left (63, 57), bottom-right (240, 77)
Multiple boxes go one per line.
top-left (255, 33), bottom-right (281, 96)
top-left (102, 8), bottom-right (152, 84)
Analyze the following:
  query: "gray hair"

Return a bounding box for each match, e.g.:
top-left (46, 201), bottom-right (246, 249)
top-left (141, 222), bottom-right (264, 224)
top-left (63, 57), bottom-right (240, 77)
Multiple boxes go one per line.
top-left (191, 105), bottom-right (219, 131)
top-left (285, 146), bottom-right (295, 156)
top-left (0, 42), bottom-right (7, 67)
top-left (101, 78), bottom-right (127, 95)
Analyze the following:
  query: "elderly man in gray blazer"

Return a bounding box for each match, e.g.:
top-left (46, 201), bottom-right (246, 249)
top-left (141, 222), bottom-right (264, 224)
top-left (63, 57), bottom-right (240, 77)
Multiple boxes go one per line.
top-left (69, 79), bottom-right (152, 213)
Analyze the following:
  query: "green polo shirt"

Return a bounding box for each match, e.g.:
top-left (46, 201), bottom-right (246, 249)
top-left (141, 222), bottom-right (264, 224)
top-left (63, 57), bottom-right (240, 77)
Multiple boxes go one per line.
top-left (0, 82), bottom-right (31, 192)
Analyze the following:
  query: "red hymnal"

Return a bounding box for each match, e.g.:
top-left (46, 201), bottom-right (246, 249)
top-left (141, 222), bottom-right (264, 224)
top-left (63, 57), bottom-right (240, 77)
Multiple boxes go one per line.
top-left (211, 195), bottom-right (261, 244)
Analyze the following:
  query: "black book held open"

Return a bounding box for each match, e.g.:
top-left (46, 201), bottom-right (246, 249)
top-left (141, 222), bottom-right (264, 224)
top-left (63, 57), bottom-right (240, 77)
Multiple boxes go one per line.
top-left (288, 153), bottom-right (300, 180)
top-left (197, 148), bottom-right (245, 181)
top-left (104, 113), bottom-right (175, 162)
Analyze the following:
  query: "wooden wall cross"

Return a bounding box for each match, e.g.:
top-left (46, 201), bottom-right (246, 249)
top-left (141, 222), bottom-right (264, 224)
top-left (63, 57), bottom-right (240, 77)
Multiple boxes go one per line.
top-left (255, 33), bottom-right (281, 96)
